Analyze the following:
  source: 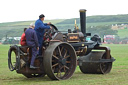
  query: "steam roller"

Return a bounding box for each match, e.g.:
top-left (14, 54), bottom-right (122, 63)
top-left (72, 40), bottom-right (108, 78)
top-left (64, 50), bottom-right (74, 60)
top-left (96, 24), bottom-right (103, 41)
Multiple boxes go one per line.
top-left (8, 9), bottom-right (115, 80)
top-left (78, 47), bottom-right (113, 74)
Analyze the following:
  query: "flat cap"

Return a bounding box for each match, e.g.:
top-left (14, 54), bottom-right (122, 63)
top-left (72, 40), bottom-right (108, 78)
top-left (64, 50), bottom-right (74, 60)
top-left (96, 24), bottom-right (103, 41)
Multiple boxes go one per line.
top-left (39, 14), bottom-right (45, 18)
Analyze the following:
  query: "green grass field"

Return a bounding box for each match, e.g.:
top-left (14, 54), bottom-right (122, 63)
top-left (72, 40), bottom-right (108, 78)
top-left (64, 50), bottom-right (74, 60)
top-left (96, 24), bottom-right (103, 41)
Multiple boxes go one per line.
top-left (0, 44), bottom-right (128, 85)
top-left (117, 29), bottom-right (128, 38)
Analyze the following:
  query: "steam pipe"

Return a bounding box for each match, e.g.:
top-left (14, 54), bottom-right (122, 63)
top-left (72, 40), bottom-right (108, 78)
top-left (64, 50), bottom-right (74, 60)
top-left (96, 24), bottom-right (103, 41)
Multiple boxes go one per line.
top-left (79, 9), bottom-right (87, 37)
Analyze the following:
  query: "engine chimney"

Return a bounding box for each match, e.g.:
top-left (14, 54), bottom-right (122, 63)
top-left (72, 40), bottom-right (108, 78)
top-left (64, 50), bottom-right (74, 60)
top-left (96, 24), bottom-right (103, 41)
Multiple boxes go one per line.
top-left (79, 9), bottom-right (86, 37)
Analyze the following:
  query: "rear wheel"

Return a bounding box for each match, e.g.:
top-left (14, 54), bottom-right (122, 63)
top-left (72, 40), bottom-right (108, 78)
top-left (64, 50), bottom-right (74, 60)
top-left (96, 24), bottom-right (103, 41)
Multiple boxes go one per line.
top-left (43, 42), bottom-right (77, 80)
top-left (8, 45), bottom-right (18, 71)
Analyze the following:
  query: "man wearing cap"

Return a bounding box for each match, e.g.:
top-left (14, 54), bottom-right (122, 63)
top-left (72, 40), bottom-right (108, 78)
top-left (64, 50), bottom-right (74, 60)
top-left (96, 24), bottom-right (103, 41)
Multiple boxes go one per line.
top-left (25, 23), bottom-right (39, 69)
top-left (34, 14), bottom-right (51, 56)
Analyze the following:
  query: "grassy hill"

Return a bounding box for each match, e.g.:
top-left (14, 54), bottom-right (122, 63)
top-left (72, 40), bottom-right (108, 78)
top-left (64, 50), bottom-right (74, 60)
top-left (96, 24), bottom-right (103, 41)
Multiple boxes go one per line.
top-left (0, 14), bottom-right (128, 40)
top-left (0, 19), bottom-right (65, 39)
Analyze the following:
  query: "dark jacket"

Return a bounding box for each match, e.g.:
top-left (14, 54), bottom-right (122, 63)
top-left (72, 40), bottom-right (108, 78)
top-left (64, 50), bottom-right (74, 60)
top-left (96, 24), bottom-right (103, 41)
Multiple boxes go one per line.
top-left (25, 28), bottom-right (39, 47)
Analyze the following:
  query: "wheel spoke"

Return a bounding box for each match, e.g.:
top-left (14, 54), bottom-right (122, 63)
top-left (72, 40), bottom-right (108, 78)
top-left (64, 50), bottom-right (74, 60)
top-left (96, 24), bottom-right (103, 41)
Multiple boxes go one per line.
top-left (52, 67), bottom-right (55, 72)
top-left (66, 61), bottom-right (71, 63)
top-left (56, 66), bottom-right (63, 78)
top-left (57, 70), bottom-right (61, 78)
top-left (61, 47), bottom-right (64, 53)
top-left (52, 63), bottom-right (59, 68)
top-left (53, 54), bottom-right (59, 60)
top-left (58, 46), bottom-right (62, 57)
top-left (64, 66), bottom-right (66, 72)
top-left (64, 55), bottom-right (70, 59)
top-left (64, 50), bottom-right (67, 58)
top-left (64, 65), bottom-right (69, 70)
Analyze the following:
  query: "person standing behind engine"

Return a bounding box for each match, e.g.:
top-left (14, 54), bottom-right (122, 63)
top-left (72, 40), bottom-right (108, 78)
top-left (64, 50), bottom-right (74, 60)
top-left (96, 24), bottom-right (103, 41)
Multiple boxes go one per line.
top-left (25, 23), bottom-right (39, 69)
top-left (20, 28), bottom-right (27, 46)
top-left (34, 14), bottom-right (51, 56)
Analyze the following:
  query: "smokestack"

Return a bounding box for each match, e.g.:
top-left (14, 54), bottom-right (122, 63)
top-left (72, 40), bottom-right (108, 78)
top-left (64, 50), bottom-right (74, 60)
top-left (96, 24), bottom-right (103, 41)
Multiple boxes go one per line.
top-left (79, 9), bottom-right (86, 37)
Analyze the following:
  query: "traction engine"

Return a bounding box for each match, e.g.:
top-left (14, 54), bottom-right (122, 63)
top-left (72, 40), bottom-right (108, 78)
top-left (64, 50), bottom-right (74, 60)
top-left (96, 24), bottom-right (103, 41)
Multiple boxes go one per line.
top-left (8, 9), bottom-right (115, 80)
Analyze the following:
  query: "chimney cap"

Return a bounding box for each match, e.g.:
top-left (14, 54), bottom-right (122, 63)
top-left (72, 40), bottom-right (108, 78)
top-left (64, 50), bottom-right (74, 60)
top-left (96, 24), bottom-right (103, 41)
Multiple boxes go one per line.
top-left (79, 9), bottom-right (87, 12)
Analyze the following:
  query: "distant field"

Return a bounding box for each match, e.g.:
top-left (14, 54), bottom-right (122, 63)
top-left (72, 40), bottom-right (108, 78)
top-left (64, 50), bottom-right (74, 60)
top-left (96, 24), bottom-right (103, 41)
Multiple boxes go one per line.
top-left (86, 22), bottom-right (120, 27)
top-left (0, 44), bottom-right (128, 85)
top-left (117, 29), bottom-right (128, 38)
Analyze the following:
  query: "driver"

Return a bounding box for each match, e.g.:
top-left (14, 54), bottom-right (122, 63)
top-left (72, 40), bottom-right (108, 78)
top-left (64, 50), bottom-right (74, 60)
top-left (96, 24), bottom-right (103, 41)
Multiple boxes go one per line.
top-left (34, 14), bottom-right (51, 56)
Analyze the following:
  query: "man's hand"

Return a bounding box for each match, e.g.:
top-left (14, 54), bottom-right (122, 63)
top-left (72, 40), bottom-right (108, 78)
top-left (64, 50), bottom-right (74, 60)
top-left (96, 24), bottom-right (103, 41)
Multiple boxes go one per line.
top-left (27, 48), bottom-right (29, 53)
top-left (37, 47), bottom-right (39, 50)
top-left (50, 26), bottom-right (52, 29)
top-left (47, 22), bottom-right (51, 25)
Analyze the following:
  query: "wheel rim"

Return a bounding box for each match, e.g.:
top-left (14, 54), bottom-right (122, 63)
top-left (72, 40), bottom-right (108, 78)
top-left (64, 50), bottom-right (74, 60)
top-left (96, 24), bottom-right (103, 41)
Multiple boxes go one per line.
top-left (8, 47), bottom-right (17, 71)
top-left (44, 42), bottom-right (77, 80)
top-left (100, 54), bottom-right (112, 74)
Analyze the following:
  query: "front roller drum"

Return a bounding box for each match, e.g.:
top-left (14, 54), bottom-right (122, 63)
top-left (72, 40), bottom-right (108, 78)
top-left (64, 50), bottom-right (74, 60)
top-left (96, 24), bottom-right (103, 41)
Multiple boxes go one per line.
top-left (79, 51), bottom-right (115, 74)
top-left (43, 42), bottom-right (77, 80)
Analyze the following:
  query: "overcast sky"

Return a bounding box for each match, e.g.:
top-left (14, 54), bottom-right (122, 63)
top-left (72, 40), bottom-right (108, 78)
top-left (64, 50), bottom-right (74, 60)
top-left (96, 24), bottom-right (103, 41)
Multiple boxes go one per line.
top-left (0, 0), bottom-right (128, 23)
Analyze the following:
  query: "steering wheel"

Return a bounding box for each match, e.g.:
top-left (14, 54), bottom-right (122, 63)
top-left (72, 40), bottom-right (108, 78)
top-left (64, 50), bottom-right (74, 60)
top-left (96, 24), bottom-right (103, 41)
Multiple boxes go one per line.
top-left (49, 24), bottom-right (58, 35)
top-left (49, 24), bottom-right (58, 31)
top-left (44, 24), bottom-right (58, 41)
